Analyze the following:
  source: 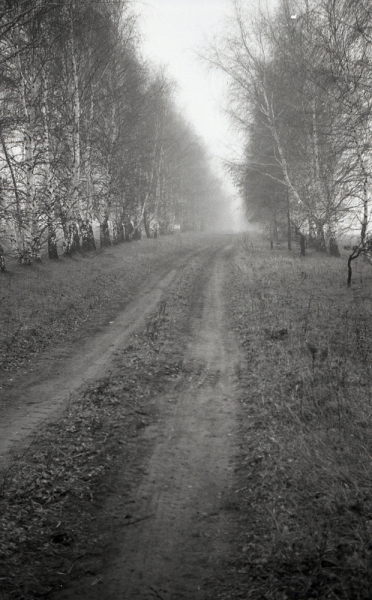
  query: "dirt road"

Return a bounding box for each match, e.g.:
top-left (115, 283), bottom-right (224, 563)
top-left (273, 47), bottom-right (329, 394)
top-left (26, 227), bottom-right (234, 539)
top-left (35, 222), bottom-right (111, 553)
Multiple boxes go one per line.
top-left (6, 236), bottom-right (371, 600)
top-left (1, 238), bottom-right (244, 599)
top-left (91, 246), bottom-right (241, 600)
top-left (0, 246), bottom-right (197, 467)
top-left (0, 272), bottom-right (166, 466)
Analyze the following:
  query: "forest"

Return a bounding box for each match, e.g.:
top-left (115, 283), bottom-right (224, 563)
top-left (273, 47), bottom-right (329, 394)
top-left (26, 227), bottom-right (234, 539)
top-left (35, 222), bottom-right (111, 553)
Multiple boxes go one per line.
top-left (209, 0), bottom-right (372, 263)
top-left (0, 0), bottom-right (226, 269)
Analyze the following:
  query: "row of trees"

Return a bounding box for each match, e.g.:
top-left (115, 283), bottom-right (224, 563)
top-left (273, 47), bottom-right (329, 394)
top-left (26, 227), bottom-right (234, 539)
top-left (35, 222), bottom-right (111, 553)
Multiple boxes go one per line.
top-left (209, 0), bottom-right (372, 252)
top-left (0, 0), bottom-right (225, 265)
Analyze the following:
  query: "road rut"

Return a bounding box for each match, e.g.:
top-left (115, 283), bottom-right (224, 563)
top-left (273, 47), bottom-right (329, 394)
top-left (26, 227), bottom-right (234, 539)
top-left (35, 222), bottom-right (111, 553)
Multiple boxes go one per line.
top-left (60, 245), bottom-right (242, 600)
top-left (0, 255), bottom-right (191, 468)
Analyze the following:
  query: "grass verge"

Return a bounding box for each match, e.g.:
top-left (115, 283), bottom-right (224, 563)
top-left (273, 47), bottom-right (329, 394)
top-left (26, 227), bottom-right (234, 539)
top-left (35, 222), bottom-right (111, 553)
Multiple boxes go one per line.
top-left (0, 233), bottom-right (203, 377)
top-left (216, 235), bottom-right (372, 600)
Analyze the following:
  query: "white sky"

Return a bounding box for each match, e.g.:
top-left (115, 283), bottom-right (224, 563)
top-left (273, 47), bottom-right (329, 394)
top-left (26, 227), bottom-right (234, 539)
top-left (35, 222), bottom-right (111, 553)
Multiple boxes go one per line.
top-left (139, 0), bottom-right (235, 162)
top-left (137, 0), bottom-right (277, 229)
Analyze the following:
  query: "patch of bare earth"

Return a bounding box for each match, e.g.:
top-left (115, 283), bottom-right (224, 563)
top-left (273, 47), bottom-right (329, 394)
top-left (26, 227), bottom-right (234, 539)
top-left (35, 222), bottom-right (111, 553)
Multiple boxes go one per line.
top-left (0, 236), bottom-right (244, 600)
top-left (7, 233), bottom-right (372, 600)
top-left (50, 244), bottom-right (243, 600)
top-left (0, 235), bottom-right (209, 466)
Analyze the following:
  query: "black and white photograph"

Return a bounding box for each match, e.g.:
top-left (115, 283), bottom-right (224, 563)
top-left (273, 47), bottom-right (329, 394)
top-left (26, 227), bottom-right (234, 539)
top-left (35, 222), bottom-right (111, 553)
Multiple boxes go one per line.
top-left (1, 0), bottom-right (372, 598)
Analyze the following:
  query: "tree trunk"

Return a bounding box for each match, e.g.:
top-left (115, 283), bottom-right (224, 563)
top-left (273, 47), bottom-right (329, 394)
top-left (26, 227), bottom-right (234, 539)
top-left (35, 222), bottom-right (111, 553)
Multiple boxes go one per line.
top-left (143, 209), bottom-right (151, 238)
top-left (361, 174), bottom-right (368, 245)
top-left (0, 133), bottom-right (24, 252)
top-left (47, 218), bottom-right (59, 259)
top-left (100, 214), bottom-right (111, 248)
top-left (42, 69), bottom-right (58, 260)
top-left (81, 219), bottom-right (96, 251)
top-left (311, 96), bottom-right (325, 219)
top-left (300, 233), bottom-right (306, 256)
top-left (67, 1), bottom-right (81, 216)
top-left (19, 56), bottom-right (38, 260)
top-left (352, 131), bottom-right (369, 244)
top-left (287, 191), bottom-right (292, 250)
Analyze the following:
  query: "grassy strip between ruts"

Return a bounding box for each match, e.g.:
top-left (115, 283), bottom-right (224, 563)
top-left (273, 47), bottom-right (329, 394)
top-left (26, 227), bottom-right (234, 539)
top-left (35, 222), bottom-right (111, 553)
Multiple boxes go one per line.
top-left (0, 233), bottom-right (207, 377)
top-left (0, 244), bottom-right (214, 600)
top-left (215, 235), bottom-right (372, 600)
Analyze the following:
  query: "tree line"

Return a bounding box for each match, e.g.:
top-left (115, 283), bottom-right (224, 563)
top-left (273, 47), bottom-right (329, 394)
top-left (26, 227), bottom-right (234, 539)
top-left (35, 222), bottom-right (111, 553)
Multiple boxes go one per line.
top-left (209, 0), bottom-right (372, 256)
top-left (0, 0), bottom-right (226, 268)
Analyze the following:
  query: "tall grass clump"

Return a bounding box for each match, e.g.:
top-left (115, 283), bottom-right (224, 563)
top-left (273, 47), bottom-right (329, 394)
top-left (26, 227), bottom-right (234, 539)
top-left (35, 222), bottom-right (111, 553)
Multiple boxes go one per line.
top-left (225, 234), bottom-right (372, 600)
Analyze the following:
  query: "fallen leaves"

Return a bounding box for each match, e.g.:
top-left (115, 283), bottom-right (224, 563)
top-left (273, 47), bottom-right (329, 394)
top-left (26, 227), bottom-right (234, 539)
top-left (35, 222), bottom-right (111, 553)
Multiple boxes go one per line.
top-left (207, 240), bottom-right (372, 600)
top-left (0, 242), bottom-right (214, 598)
top-left (0, 344), bottom-right (170, 598)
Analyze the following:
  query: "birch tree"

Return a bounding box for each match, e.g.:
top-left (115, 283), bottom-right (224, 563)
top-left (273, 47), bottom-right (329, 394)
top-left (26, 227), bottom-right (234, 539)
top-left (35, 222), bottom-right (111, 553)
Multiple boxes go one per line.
top-left (208, 0), bottom-right (371, 251)
top-left (0, 0), bottom-right (60, 261)
top-left (0, 0), bottom-right (226, 266)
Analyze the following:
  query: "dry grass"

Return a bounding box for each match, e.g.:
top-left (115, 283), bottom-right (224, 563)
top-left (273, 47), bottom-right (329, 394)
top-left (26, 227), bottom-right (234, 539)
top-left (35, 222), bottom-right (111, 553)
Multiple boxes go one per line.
top-left (0, 347), bottom-right (174, 599)
top-left (3, 231), bottom-right (372, 598)
top-left (0, 233), bottom-right (202, 375)
top-left (221, 234), bottom-right (372, 600)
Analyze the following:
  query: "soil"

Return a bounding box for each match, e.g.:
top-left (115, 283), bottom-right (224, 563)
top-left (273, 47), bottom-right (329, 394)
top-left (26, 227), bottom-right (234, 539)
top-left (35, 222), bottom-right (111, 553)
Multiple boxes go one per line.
top-left (0, 235), bottom-right (244, 600)
top-left (0, 248), bottom-right (192, 467)
top-left (3, 235), bottom-right (372, 600)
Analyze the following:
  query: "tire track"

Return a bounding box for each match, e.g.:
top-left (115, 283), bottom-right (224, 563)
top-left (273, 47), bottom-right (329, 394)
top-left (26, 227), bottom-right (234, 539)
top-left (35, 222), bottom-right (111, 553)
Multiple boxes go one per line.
top-left (0, 249), bottom-right (200, 469)
top-left (69, 244), bottom-right (243, 600)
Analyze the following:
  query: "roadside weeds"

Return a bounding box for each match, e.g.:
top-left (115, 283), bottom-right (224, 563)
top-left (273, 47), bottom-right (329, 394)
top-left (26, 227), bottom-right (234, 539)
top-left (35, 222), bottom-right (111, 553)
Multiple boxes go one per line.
top-left (212, 236), bottom-right (372, 600)
top-left (0, 234), bottom-right (202, 378)
top-left (4, 232), bottom-right (372, 599)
